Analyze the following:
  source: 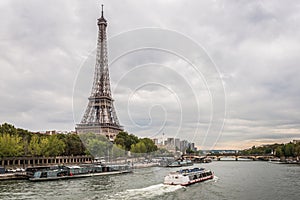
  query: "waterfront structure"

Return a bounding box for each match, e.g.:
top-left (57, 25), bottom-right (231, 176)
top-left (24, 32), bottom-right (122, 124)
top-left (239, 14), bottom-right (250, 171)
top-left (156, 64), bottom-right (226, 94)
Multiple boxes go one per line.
top-left (35, 130), bottom-right (77, 135)
top-left (175, 138), bottom-right (180, 151)
top-left (152, 138), bottom-right (159, 145)
top-left (0, 155), bottom-right (93, 169)
top-left (180, 140), bottom-right (189, 153)
top-left (152, 135), bottom-right (197, 154)
top-left (293, 139), bottom-right (300, 144)
top-left (76, 5), bottom-right (123, 140)
top-left (166, 138), bottom-right (175, 147)
top-left (189, 143), bottom-right (197, 152)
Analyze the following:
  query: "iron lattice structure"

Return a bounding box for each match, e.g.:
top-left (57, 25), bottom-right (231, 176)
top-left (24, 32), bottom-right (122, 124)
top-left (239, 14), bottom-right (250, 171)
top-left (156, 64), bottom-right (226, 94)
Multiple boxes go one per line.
top-left (76, 5), bottom-right (123, 140)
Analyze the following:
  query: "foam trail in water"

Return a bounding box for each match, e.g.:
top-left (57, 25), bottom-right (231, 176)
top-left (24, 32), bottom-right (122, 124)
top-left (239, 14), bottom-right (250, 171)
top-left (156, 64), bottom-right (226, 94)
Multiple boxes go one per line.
top-left (107, 184), bottom-right (183, 200)
top-left (213, 176), bottom-right (219, 182)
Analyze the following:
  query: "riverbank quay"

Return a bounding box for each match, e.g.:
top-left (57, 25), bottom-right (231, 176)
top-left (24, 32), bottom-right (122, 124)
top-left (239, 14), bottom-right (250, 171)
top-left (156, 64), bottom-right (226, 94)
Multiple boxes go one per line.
top-left (132, 162), bottom-right (159, 169)
top-left (0, 157), bottom-right (159, 181)
top-left (270, 160), bottom-right (300, 165)
top-left (0, 155), bottom-right (93, 169)
top-left (0, 172), bottom-right (27, 181)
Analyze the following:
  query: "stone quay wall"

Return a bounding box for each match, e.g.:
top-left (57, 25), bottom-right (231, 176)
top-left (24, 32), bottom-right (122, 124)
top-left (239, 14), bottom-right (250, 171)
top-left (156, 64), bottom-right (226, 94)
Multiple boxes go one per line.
top-left (0, 155), bottom-right (93, 169)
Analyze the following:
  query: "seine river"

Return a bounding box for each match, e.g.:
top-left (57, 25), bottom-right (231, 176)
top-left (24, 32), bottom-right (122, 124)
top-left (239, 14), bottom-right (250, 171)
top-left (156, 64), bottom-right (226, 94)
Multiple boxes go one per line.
top-left (0, 161), bottom-right (299, 200)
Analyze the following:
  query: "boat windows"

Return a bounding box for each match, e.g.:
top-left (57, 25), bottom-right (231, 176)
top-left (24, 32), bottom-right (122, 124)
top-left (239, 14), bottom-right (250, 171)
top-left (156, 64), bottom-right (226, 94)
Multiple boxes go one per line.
top-left (57, 171), bottom-right (67, 176)
top-left (47, 171), bottom-right (59, 177)
top-left (41, 172), bottom-right (47, 178)
top-left (33, 171), bottom-right (42, 178)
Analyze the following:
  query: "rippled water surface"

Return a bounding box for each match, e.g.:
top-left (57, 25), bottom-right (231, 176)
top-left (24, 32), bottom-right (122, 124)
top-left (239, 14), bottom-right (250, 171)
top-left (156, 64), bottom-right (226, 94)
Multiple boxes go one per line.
top-left (0, 162), bottom-right (299, 200)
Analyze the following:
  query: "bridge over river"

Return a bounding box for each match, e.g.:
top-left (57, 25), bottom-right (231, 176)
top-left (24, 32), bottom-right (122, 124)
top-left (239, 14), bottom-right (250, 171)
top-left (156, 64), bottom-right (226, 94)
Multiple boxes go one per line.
top-left (183, 153), bottom-right (276, 161)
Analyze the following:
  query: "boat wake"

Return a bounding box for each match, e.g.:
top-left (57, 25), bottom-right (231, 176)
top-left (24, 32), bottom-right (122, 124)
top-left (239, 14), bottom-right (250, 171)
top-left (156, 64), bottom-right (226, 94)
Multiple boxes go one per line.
top-left (106, 184), bottom-right (183, 200)
top-left (105, 175), bottom-right (218, 199)
top-left (213, 175), bottom-right (219, 182)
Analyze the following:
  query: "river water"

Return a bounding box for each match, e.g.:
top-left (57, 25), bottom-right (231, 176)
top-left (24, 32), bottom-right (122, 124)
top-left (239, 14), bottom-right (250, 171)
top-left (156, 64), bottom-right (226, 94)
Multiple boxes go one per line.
top-left (0, 161), bottom-right (299, 200)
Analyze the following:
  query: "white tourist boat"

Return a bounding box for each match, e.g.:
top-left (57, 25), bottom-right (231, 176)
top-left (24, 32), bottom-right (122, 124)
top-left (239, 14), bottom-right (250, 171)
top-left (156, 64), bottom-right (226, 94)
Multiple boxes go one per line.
top-left (164, 167), bottom-right (214, 186)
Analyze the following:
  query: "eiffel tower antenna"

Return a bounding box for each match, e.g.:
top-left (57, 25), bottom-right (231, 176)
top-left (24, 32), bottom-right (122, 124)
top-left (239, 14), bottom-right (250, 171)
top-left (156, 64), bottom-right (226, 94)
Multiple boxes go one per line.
top-left (76, 5), bottom-right (123, 140)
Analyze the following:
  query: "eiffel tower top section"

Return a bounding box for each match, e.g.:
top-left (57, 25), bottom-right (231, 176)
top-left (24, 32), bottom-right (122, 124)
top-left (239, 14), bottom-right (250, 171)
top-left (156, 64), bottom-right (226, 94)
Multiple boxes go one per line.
top-left (98, 4), bottom-right (107, 25)
top-left (76, 5), bottom-right (123, 140)
top-left (91, 4), bottom-right (111, 98)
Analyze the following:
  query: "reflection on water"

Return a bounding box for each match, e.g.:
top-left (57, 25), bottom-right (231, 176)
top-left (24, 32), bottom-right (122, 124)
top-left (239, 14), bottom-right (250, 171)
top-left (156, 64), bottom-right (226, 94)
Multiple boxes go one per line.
top-left (0, 162), bottom-right (299, 200)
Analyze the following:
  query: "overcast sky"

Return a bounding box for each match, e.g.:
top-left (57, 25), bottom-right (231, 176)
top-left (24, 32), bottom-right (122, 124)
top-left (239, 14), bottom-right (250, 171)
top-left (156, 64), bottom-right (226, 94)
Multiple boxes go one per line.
top-left (0, 0), bottom-right (300, 149)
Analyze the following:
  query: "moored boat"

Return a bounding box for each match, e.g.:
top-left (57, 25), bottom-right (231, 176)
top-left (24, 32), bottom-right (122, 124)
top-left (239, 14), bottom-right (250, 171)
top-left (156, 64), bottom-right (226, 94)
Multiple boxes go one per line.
top-left (167, 161), bottom-right (182, 167)
top-left (28, 164), bottom-right (132, 182)
top-left (180, 159), bottom-right (193, 166)
top-left (164, 167), bottom-right (214, 186)
top-left (167, 159), bottom-right (193, 167)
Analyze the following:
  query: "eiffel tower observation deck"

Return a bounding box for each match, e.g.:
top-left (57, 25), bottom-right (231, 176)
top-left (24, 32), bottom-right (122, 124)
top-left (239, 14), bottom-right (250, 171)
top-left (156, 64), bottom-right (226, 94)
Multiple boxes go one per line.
top-left (76, 5), bottom-right (123, 140)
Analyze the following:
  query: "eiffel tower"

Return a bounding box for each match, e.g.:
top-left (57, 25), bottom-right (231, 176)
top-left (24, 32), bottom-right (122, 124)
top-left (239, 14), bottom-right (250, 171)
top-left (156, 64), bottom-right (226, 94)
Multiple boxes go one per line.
top-left (76, 5), bottom-right (123, 140)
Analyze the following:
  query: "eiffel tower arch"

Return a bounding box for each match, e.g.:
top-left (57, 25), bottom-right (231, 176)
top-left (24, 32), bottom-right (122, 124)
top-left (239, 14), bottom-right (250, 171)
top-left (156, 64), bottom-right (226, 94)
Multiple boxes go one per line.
top-left (76, 5), bottom-right (123, 141)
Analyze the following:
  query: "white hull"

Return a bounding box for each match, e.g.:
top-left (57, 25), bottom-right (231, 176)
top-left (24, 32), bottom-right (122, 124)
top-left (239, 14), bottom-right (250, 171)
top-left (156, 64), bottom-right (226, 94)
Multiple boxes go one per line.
top-left (164, 168), bottom-right (214, 186)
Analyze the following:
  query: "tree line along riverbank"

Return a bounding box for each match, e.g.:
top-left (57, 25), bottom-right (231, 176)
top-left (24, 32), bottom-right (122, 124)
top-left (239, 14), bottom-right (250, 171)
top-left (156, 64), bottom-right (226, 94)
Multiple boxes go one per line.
top-left (0, 123), bottom-right (86, 157)
top-left (0, 123), bottom-right (164, 159)
top-left (240, 141), bottom-right (300, 159)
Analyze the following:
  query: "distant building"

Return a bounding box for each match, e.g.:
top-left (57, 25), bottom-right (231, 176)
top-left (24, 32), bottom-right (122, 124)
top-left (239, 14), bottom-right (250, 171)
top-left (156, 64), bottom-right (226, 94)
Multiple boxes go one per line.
top-left (189, 143), bottom-right (197, 152)
top-left (166, 138), bottom-right (174, 146)
top-left (180, 140), bottom-right (189, 153)
top-left (35, 130), bottom-right (76, 135)
top-left (164, 138), bottom-right (175, 152)
top-left (152, 136), bottom-right (198, 154)
top-left (293, 139), bottom-right (300, 144)
top-left (152, 138), bottom-right (159, 145)
top-left (175, 138), bottom-right (180, 151)
top-left (36, 130), bottom-right (57, 135)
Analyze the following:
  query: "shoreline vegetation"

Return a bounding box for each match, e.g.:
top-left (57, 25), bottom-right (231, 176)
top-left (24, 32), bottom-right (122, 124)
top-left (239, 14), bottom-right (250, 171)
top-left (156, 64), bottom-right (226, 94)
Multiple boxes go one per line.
top-left (240, 142), bottom-right (300, 161)
top-left (0, 123), bottom-right (85, 158)
top-left (0, 122), bottom-right (299, 162)
top-left (0, 123), bottom-right (163, 159)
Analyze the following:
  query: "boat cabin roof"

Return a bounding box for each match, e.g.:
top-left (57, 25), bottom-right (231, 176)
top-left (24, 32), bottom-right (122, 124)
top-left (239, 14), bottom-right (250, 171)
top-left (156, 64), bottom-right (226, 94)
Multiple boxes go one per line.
top-left (66, 166), bottom-right (81, 169)
top-left (179, 167), bottom-right (204, 173)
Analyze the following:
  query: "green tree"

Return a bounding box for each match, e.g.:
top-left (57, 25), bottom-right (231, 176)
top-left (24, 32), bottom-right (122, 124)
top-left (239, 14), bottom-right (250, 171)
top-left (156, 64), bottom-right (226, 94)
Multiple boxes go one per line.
top-left (79, 133), bottom-right (110, 158)
top-left (294, 144), bottom-right (300, 157)
top-left (275, 146), bottom-right (283, 157)
top-left (114, 137), bottom-right (125, 148)
top-left (264, 147), bottom-right (272, 154)
top-left (28, 134), bottom-right (42, 156)
top-left (140, 138), bottom-right (157, 153)
top-left (111, 144), bottom-right (126, 159)
top-left (0, 123), bottom-right (17, 135)
top-left (283, 143), bottom-right (294, 157)
top-left (115, 132), bottom-right (139, 151)
top-left (39, 135), bottom-right (66, 157)
top-left (63, 134), bottom-right (86, 156)
top-left (0, 133), bottom-right (24, 157)
top-left (48, 135), bottom-right (66, 156)
top-left (40, 137), bottom-right (50, 156)
top-left (88, 139), bottom-right (107, 158)
top-left (131, 141), bottom-right (147, 153)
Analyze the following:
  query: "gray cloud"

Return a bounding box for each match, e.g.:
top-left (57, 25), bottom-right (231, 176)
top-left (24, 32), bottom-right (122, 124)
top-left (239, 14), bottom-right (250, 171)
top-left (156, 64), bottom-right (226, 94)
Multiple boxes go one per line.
top-left (0, 0), bottom-right (299, 149)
